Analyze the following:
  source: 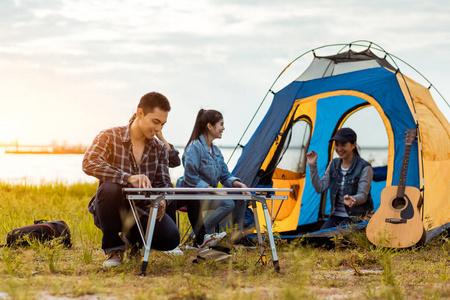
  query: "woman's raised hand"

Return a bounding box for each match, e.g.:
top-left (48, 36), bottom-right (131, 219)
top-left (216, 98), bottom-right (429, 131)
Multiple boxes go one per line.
top-left (306, 150), bottom-right (318, 165)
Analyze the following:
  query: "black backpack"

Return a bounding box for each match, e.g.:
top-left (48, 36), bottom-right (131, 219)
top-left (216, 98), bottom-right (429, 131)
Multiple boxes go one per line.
top-left (6, 220), bottom-right (72, 248)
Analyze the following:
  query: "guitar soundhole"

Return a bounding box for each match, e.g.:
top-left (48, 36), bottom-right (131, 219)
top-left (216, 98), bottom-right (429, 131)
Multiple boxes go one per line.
top-left (392, 197), bottom-right (406, 209)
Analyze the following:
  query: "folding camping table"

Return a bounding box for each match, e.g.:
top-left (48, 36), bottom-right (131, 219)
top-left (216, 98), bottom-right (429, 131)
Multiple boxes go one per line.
top-left (123, 187), bottom-right (291, 275)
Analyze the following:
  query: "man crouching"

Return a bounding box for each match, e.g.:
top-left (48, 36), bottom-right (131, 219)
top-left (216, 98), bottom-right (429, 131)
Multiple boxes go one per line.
top-left (82, 92), bottom-right (180, 267)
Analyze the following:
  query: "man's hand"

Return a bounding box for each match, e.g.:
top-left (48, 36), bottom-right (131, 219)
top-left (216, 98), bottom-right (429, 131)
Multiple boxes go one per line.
top-left (343, 195), bottom-right (356, 207)
top-left (306, 150), bottom-right (318, 165)
top-left (156, 199), bottom-right (166, 221)
top-left (128, 174), bottom-right (152, 188)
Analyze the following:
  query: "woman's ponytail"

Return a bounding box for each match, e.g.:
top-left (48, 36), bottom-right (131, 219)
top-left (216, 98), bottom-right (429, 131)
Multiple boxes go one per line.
top-left (185, 109), bottom-right (223, 150)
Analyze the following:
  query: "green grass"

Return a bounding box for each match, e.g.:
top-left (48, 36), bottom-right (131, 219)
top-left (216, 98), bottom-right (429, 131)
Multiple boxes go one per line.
top-left (0, 182), bottom-right (449, 299)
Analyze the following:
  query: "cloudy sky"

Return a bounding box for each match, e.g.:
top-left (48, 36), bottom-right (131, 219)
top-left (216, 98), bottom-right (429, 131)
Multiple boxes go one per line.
top-left (1, 0), bottom-right (449, 148)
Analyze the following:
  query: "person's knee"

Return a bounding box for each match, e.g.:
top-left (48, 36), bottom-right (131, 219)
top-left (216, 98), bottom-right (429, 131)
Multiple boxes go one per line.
top-left (96, 183), bottom-right (123, 204)
top-left (221, 200), bottom-right (235, 211)
top-left (95, 183), bottom-right (126, 226)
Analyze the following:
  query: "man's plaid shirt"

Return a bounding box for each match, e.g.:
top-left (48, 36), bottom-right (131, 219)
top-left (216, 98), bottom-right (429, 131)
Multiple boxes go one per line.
top-left (82, 123), bottom-right (172, 188)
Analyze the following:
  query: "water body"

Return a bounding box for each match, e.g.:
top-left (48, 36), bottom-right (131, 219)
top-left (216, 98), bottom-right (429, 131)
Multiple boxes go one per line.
top-left (0, 147), bottom-right (387, 185)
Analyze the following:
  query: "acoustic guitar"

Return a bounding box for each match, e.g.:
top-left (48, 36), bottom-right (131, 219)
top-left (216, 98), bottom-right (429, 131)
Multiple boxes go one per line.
top-left (366, 129), bottom-right (425, 248)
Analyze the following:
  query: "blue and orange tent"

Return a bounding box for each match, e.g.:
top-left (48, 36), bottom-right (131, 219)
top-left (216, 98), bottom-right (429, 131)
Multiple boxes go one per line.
top-left (233, 41), bottom-right (450, 240)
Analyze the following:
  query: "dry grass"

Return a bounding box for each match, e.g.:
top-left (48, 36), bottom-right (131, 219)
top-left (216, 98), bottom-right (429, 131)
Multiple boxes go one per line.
top-left (0, 182), bottom-right (449, 299)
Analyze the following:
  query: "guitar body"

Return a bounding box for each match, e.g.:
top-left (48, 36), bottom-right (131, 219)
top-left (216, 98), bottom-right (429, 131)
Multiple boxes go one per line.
top-left (367, 185), bottom-right (425, 248)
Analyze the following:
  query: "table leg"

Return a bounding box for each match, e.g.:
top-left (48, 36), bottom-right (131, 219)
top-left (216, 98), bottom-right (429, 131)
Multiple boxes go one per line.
top-left (257, 196), bottom-right (280, 272)
top-left (140, 195), bottom-right (163, 275)
top-left (251, 200), bottom-right (266, 265)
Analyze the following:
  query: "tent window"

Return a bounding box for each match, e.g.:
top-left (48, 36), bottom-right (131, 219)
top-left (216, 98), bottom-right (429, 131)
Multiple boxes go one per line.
top-left (276, 119), bottom-right (311, 174)
top-left (337, 106), bottom-right (389, 167)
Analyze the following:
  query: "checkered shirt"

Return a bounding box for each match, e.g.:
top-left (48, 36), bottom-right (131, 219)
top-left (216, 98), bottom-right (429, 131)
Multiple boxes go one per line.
top-left (82, 123), bottom-right (172, 188)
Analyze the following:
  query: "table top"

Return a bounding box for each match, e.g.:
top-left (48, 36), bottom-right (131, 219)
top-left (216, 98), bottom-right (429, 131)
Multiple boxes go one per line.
top-left (123, 187), bottom-right (292, 193)
top-left (126, 194), bottom-right (288, 200)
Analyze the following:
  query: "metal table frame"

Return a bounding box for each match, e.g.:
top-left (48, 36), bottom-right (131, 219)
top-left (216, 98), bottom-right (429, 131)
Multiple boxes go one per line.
top-left (123, 187), bottom-right (290, 274)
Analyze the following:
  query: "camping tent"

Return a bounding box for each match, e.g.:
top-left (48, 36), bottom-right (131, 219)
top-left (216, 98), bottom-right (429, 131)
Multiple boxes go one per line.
top-left (233, 41), bottom-right (450, 240)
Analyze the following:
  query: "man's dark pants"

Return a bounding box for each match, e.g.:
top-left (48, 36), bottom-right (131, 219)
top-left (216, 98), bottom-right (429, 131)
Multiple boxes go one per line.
top-left (91, 182), bottom-right (180, 253)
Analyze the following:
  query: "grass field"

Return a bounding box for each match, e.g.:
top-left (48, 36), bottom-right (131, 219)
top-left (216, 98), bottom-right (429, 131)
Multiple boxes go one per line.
top-left (0, 182), bottom-right (449, 300)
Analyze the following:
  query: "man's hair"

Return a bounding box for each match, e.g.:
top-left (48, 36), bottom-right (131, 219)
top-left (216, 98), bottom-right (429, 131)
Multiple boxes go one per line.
top-left (138, 92), bottom-right (171, 114)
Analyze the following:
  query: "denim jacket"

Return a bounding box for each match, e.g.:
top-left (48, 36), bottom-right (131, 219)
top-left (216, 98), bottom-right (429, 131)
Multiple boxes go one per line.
top-left (176, 135), bottom-right (239, 188)
top-left (309, 156), bottom-right (374, 216)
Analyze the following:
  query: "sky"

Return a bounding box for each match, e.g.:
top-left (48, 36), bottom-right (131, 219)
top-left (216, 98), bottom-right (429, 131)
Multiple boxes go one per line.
top-left (1, 0), bottom-right (449, 149)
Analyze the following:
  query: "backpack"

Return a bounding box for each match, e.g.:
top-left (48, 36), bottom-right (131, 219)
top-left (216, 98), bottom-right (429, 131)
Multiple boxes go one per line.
top-left (6, 220), bottom-right (72, 248)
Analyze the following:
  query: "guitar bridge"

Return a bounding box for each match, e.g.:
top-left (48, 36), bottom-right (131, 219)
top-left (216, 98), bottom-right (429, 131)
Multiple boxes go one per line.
top-left (385, 218), bottom-right (407, 224)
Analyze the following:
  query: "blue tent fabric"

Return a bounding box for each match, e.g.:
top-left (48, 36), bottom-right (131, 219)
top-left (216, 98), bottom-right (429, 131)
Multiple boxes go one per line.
top-left (233, 67), bottom-right (420, 229)
top-left (233, 82), bottom-right (300, 187)
top-left (372, 166), bottom-right (387, 182)
top-left (234, 67), bottom-right (420, 189)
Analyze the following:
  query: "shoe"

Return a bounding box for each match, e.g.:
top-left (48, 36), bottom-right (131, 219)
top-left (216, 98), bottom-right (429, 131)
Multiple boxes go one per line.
top-left (103, 250), bottom-right (124, 267)
top-left (198, 232), bottom-right (227, 250)
top-left (164, 246), bottom-right (183, 256)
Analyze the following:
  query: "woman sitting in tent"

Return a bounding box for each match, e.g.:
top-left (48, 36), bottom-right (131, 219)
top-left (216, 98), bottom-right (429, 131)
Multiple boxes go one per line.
top-left (306, 127), bottom-right (374, 230)
top-left (177, 109), bottom-right (250, 244)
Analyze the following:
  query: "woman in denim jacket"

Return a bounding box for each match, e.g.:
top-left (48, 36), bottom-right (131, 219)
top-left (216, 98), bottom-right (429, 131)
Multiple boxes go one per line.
top-left (177, 109), bottom-right (250, 242)
top-left (306, 127), bottom-right (374, 230)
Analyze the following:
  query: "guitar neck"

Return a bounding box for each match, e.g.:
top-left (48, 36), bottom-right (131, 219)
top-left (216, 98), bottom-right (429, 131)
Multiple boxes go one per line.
top-left (396, 129), bottom-right (416, 199)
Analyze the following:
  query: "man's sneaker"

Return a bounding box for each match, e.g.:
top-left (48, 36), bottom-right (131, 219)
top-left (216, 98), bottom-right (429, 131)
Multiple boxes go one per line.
top-left (103, 250), bottom-right (124, 267)
top-left (164, 246), bottom-right (183, 256)
top-left (198, 232), bottom-right (227, 250)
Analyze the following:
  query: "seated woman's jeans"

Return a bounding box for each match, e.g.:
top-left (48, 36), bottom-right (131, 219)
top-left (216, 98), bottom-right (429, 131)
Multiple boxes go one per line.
top-left (203, 199), bottom-right (247, 235)
top-left (202, 199), bottom-right (234, 234)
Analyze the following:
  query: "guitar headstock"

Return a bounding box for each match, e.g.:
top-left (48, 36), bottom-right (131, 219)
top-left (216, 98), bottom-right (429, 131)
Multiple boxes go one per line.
top-left (404, 129), bottom-right (417, 145)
